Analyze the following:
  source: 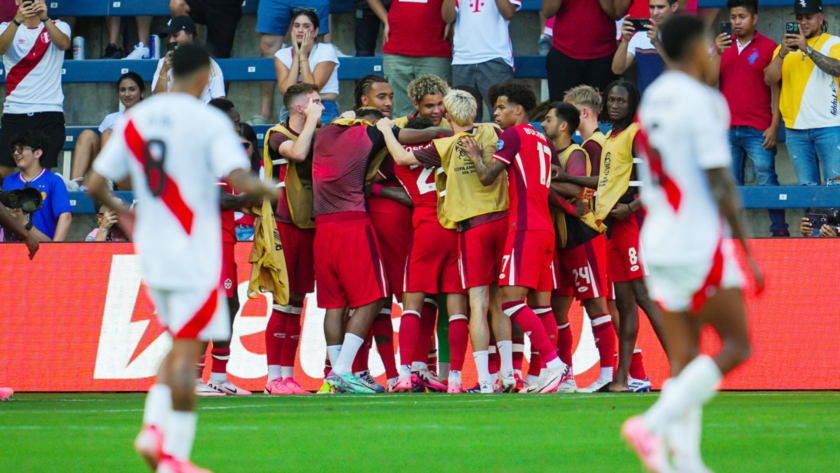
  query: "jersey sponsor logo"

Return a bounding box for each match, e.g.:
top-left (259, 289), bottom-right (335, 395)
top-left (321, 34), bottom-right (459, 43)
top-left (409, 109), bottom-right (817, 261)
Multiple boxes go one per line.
top-left (630, 265), bottom-right (640, 272)
top-left (224, 278), bottom-right (233, 290)
top-left (578, 286), bottom-right (588, 293)
top-left (497, 140), bottom-right (504, 151)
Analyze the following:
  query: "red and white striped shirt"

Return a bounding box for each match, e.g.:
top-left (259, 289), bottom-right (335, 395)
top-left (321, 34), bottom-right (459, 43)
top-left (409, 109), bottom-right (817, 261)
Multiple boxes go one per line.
top-left (0, 20), bottom-right (70, 114)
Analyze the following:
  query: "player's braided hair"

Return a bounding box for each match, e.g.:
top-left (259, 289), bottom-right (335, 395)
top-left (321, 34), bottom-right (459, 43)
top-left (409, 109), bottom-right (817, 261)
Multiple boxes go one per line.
top-left (598, 79), bottom-right (640, 128)
top-left (407, 74), bottom-right (449, 102)
top-left (354, 74), bottom-right (390, 109)
top-left (487, 80), bottom-right (537, 114)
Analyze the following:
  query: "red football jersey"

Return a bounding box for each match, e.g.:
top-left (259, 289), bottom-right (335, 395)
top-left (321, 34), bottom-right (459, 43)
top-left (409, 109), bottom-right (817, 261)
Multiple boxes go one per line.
top-left (394, 141), bottom-right (438, 210)
top-left (492, 123), bottom-right (554, 233)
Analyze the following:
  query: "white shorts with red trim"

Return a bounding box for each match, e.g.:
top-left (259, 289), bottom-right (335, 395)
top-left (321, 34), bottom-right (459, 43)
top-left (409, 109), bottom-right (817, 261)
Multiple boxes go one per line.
top-left (147, 286), bottom-right (230, 341)
top-left (646, 241), bottom-right (743, 313)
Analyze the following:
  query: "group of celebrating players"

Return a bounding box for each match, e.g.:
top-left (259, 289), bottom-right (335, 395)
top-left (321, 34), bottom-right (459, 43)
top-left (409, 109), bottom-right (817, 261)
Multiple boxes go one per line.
top-left (254, 68), bottom-right (666, 396)
top-left (75, 14), bottom-right (761, 472)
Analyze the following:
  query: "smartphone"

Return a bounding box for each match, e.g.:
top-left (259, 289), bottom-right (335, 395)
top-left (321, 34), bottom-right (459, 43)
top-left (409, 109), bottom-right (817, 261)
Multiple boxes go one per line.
top-left (721, 22), bottom-right (733, 38)
top-left (786, 22), bottom-right (800, 35)
top-left (806, 213), bottom-right (827, 236)
top-left (22, 0), bottom-right (32, 6)
top-left (167, 42), bottom-right (179, 53)
top-left (628, 18), bottom-right (651, 32)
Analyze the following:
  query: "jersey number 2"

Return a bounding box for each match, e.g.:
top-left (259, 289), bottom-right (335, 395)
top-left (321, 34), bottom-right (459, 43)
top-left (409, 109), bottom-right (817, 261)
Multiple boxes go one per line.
top-left (144, 139), bottom-right (167, 197)
top-left (416, 166), bottom-right (436, 195)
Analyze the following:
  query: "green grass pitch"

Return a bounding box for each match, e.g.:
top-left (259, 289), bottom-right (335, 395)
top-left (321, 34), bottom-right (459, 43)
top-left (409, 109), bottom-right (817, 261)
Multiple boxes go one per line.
top-left (1, 392), bottom-right (836, 472)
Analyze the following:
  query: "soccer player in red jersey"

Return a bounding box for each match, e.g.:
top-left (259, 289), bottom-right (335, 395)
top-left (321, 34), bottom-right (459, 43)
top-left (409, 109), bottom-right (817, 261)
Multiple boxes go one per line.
top-left (463, 80), bottom-right (573, 393)
top-left (348, 75), bottom-right (412, 391)
top-left (314, 107), bottom-right (444, 393)
top-left (263, 83), bottom-right (323, 395)
top-left (540, 101), bottom-right (614, 394)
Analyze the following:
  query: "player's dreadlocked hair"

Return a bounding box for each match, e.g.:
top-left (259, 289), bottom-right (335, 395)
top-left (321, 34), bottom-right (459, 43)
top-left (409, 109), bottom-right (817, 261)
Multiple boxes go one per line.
top-left (354, 74), bottom-right (390, 109)
top-left (487, 80), bottom-right (537, 114)
top-left (407, 74), bottom-right (449, 102)
top-left (598, 79), bottom-right (640, 129)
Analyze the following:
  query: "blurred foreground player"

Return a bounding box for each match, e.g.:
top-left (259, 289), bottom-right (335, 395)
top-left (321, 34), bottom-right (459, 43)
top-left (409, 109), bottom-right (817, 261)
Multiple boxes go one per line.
top-left (88, 45), bottom-right (277, 473)
top-left (622, 16), bottom-right (760, 473)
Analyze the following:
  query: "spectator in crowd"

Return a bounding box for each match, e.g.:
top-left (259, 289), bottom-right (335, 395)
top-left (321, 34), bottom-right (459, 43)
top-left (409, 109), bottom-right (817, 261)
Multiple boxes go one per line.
top-left (0, 0), bottom-right (70, 180)
top-left (765, 0), bottom-right (840, 185)
top-left (355, 0), bottom-right (388, 57)
top-left (169, 0), bottom-right (242, 59)
top-left (800, 213), bottom-right (839, 237)
top-left (256, 1), bottom-right (330, 124)
top-left (2, 131), bottom-right (72, 242)
top-left (538, 15), bottom-right (554, 56)
top-left (153, 16), bottom-right (226, 104)
top-left (275, 9), bottom-right (339, 124)
top-left (70, 72), bottom-right (145, 189)
top-left (543, 0), bottom-right (629, 102)
top-left (368, 0), bottom-right (451, 118)
top-left (443, 0), bottom-right (518, 113)
top-left (101, 16), bottom-right (153, 59)
top-left (208, 98), bottom-right (242, 134)
top-left (86, 204), bottom-right (129, 241)
top-left (708, 0), bottom-right (788, 236)
top-left (612, 0), bottom-right (677, 95)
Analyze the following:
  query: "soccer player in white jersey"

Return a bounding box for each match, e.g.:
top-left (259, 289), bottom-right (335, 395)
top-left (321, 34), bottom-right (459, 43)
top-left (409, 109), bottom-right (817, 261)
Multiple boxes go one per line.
top-left (621, 16), bottom-right (762, 473)
top-left (88, 45), bottom-right (277, 473)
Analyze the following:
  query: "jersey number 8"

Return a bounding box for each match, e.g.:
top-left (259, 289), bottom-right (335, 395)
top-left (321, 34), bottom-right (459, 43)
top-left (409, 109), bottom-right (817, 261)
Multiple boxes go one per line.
top-left (144, 139), bottom-right (167, 197)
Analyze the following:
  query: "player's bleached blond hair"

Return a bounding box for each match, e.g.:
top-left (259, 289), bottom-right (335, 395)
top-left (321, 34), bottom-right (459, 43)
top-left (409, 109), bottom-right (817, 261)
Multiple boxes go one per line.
top-left (444, 89), bottom-right (477, 127)
top-left (563, 85), bottom-right (602, 113)
top-left (407, 74), bottom-right (449, 102)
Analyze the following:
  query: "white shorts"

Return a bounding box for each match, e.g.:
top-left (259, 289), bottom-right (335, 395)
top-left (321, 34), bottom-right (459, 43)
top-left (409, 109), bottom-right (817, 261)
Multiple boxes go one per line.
top-left (646, 242), bottom-right (743, 313)
top-left (147, 287), bottom-right (231, 341)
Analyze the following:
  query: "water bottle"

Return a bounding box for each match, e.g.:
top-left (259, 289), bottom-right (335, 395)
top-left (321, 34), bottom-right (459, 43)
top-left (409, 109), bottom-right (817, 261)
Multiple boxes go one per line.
top-left (149, 34), bottom-right (160, 60)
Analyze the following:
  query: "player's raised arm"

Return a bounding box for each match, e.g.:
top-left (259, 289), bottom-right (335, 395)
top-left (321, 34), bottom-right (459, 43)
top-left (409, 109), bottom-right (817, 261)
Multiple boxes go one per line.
top-left (279, 98), bottom-right (322, 163)
top-left (460, 136), bottom-right (505, 186)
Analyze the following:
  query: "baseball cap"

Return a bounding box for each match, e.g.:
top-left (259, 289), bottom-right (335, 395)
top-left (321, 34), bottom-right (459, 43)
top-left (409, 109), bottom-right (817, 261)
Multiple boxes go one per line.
top-left (160, 16), bottom-right (197, 37)
top-left (794, 0), bottom-right (822, 15)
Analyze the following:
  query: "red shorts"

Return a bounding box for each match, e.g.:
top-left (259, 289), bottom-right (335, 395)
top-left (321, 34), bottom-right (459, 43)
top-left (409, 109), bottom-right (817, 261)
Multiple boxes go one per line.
top-left (276, 221), bottom-right (316, 295)
top-left (314, 215), bottom-right (389, 309)
top-left (221, 241), bottom-right (237, 298)
top-left (458, 218), bottom-right (508, 289)
top-left (608, 214), bottom-right (645, 283)
top-left (553, 233), bottom-right (609, 300)
top-left (370, 207), bottom-right (413, 302)
top-left (499, 229), bottom-right (555, 292)
top-left (404, 217), bottom-right (466, 295)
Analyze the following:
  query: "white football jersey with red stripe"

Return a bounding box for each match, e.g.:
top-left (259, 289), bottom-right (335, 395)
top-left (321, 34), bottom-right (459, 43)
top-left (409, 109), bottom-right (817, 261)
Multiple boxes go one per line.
top-left (0, 20), bottom-right (70, 114)
top-left (637, 71), bottom-right (732, 267)
top-left (93, 93), bottom-right (250, 291)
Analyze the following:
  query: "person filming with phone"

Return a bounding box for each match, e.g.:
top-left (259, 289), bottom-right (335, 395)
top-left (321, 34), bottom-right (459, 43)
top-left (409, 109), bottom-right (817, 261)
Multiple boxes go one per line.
top-left (152, 15), bottom-right (226, 104)
top-left (611, 0), bottom-right (679, 95)
top-left (707, 0), bottom-right (789, 237)
top-left (765, 0), bottom-right (840, 186)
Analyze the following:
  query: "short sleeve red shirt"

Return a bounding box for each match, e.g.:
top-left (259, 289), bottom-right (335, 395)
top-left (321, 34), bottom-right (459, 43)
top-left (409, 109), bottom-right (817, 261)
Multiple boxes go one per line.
top-left (719, 32), bottom-right (777, 131)
top-left (383, 0), bottom-right (451, 58)
top-left (552, 0), bottom-right (617, 60)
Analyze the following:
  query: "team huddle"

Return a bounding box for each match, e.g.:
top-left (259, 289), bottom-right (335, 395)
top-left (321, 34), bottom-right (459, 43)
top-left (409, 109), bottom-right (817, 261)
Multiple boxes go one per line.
top-left (83, 15), bottom-right (760, 473)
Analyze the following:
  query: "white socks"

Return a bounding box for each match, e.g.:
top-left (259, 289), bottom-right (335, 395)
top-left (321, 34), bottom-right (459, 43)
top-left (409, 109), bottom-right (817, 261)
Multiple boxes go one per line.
top-left (399, 364), bottom-right (412, 377)
top-left (209, 372), bottom-right (227, 384)
top-left (164, 411), bottom-right (197, 461)
top-left (267, 365), bottom-right (282, 383)
top-left (546, 357), bottom-right (565, 372)
top-left (438, 362), bottom-right (450, 381)
top-left (667, 404), bottom-right (704, 469)
top-left (280, 366), bottom-right (294, 379)
top-left (448, 370), bottom-right (462, 386)
top-left (332, 333), bottom-right (365, 375)
top-left (644, 355), bottom-right (722, 436)
top-left (474, 350), bottom-right (490, 385)
top-left (327, 345), bottom-right (342, 371)
top-left (600, 367), bottom-right (614, 381)
top-left (142, 384), bottom-right (172, 429)
top-left (497, 340), bottom-right (513, 378)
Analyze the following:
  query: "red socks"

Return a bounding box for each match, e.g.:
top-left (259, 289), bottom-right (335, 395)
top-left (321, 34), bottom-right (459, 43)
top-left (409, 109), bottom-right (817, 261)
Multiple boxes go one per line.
top-left (372, 311), bottom-right (398, 379)
top-left (210, 348), bottom-right (229, 375)
top-left (528, 352), bottom-right (541, 377)
top-left (533, 306), bottom-right (558, 350)
top-left (412, 300), bottom-right (438, 364)
top-left (448, 314), bottom-right (469, 371)
top-left (196, 354), bottom-right (206, 380)
top-left (502, 302), bottom-right (558, 364)
top-left (280, 303), bottom-right (303, 367)
top-left (323, 354), bottom-right (332, 377)
top-left (591, 314), bottom-right (617, 370)
top-left (398, 309), bottom-right (421, 368)
top-left (630, 349), bottom-right (647, 380)
top-left (265, 305), bottom-right (288, 369)
top-left (556, 322), bottom-right (573, 367)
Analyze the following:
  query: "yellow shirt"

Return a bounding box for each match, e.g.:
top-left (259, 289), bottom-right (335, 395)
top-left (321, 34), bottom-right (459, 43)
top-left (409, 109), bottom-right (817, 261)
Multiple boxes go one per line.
top-left (773, 34), bottom-right (840, 129)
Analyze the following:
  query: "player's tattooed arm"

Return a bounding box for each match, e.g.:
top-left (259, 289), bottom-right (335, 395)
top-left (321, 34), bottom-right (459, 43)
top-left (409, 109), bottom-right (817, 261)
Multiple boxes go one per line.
top-left (806, 48), bottom-right (840, 77)
top-left (459, 136), bottom-right (505, 186)
top-left (707, 167), bottom-right (764, 290)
